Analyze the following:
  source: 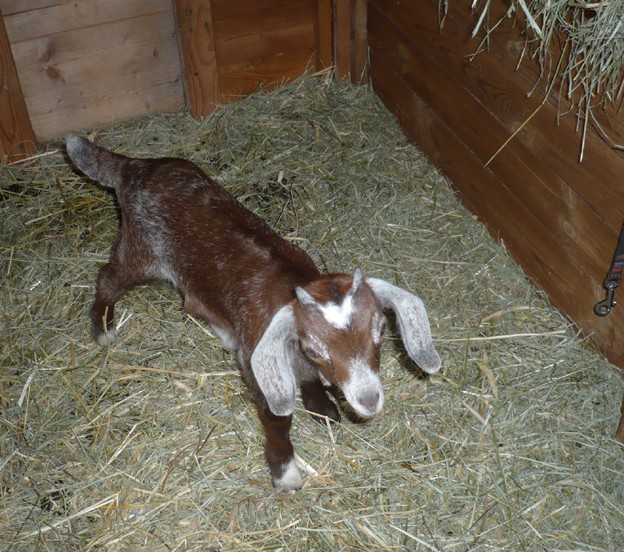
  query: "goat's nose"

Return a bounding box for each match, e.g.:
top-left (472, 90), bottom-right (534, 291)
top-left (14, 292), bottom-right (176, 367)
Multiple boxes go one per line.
top-left (359, 390), bottom-right (381, 413)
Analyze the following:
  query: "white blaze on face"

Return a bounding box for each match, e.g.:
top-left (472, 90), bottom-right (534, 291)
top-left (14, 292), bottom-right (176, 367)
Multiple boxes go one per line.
top-left (341, 357), bottom-right (384, 418)
top-left (318, 293), bottom-right (354, 330)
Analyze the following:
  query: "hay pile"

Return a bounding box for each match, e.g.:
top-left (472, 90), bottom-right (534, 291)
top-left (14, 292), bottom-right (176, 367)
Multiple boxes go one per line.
top-left (458, 0), bottom-right (624, 159)
top-left (1, 75), bottom-right (623, 550)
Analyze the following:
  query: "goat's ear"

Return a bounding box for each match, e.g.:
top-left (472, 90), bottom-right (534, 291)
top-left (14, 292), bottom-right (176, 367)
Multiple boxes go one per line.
top-left (366, 277), bottom-right (442, 374)
top-left (351, 266), bottom-right (364, 292)
top-left (250, 305), bottom-right (298, 416)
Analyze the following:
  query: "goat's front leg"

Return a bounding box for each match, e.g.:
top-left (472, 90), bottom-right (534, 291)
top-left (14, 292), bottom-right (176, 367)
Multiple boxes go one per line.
top-left (301, 380), bottom-right (340, 423)
top-left (258, 406), bottom-right (302, 491)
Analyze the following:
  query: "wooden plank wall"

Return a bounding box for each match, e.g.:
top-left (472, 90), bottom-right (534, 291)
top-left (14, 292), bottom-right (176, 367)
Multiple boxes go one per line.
top-left (0, 7), bottom-right (35, 160)
top-left (0, 0), bottom-right (185, 140)
top-left (0, 0), bottom-right (331, 139)
top-left (177, 0), bottom-right (330, 117)
top-left (366, 0), bottom-right (624, 371)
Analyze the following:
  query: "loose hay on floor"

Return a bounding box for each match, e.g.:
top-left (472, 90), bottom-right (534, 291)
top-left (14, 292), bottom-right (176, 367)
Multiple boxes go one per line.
top-left (1, 76), bottom-right (623, 551)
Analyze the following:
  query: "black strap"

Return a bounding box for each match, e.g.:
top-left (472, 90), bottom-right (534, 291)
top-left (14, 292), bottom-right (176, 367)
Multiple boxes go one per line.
top-left (594, 225), bottom-right (624, 316)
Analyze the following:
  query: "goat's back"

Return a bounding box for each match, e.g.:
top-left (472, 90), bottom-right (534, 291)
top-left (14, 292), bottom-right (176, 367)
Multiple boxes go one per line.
top-left (67, 136), bottom-right (320, 343)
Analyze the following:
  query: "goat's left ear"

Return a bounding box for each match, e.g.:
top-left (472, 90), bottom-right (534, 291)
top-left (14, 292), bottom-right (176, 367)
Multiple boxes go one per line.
top-left (366, 277), bottom-right (442, 374)
top-left (250, 305), bottom-right (298, 416)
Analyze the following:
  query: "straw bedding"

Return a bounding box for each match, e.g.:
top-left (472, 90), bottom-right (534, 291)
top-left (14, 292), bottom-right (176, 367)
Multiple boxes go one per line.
top-left (1, 75), bottom-right (623, 551)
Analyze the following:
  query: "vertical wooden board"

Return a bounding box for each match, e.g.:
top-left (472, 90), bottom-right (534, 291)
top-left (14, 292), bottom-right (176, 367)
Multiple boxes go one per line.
top-left (351, 0), bottom-right (368, 83)
top-left (174, 0), bottom-right (220, 117)
top-left (333, 0), bottom-right (352, 80)
top-left (316, 0), bottom-right (333, 69)
top-left (0, 9), bottom-right (36, 160)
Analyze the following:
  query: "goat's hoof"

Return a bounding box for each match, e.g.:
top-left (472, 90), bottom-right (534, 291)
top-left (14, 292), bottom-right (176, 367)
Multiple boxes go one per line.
top-left (95, 329), bottom-right (119, 347)
top-left (273, 459), bottom-right (302, 492)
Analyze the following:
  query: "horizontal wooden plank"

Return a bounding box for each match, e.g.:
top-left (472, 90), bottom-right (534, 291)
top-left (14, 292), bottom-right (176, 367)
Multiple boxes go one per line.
top-left (0, 0), bottom-right (60, 17)
top-left (214, 2), bottom-right (316, 68)
top-left (211, 0), bottom-right (309, 22)
top-left (435, 0), bottom-right (624, 232)
top-left (10, 10), bottom-right (183, 138)
top-left (368, 3), bottom-right (624, 367)
top-left (368, 4), bottom-right (614, 273)
top-left (37, 80), bottom-right (183, 138)
top-left (2, 0), bottom-right (173, 43)
top-left (218, 49), bottom-right (317, 101)
top-left (12, 10), bottom-right (180, 71)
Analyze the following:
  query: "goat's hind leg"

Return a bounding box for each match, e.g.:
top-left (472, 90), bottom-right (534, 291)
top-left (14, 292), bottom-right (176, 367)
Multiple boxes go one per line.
top-left (91, 262), bottom-right (146, 346)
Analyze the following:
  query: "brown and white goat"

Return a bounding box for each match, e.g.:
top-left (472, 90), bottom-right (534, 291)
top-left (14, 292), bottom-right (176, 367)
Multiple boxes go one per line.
top-left (66, 135), bottom-right (441, 491)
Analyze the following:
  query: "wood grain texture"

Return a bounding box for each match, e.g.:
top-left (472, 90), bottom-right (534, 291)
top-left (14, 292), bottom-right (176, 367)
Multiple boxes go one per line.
top-left (2, 0), bottom-right (184, 139)
top-left (210, 0), bottom-right (304, 21)
top-left (333, 0), bottom-right (352, 80)
top-left (174, 0), bottom-right (220, 117)
top-left (437, 0), bottom-right (624, 235)
top-left (351, 0), bottom-right (368, 83)
top-left (211, 0), bottom-right (318, 102)
top-left (368, 0), bottom-right (624, 369)
top-left (218, 49), bottom-right (316, 101)
top-left (0, 9), bottom-right (36, 160)
top-left (213, 2), bottom-right (316, 68)
top-left (332, 0), bottom-right (368, 83)
top-left (316, 0), bottom-right (333, 69)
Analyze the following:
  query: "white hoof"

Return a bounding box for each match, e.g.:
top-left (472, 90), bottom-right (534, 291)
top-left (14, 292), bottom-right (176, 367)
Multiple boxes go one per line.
top-left (273, 459), bottom-right (302, 492)
top-left (96, 329), bottom-right (119, 347)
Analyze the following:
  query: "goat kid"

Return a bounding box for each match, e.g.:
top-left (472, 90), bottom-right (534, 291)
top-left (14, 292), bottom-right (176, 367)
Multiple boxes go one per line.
top-left (66, 135), bottom-right (442, 491)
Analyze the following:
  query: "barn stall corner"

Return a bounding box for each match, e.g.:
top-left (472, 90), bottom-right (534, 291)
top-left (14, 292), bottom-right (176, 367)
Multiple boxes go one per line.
top-left (1, 1), bottom-right (623, 549)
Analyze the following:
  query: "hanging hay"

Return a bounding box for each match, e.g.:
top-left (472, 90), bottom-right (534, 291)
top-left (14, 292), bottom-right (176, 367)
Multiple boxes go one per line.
top-left (450, 0), bottom-right (624, 159)
top-left (1, 75), bottom-right (623, 550)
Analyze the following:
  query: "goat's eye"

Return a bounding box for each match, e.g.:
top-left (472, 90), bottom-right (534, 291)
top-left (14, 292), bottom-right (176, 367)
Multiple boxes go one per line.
top-left (304, 347), bottom-right (318, 359)
top-left (380, 320), bottom-right (387, 336)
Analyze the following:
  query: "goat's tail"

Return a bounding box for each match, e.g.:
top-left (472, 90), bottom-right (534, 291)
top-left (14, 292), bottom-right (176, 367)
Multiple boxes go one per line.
top-left (66, 135), bottom-right (129, 190)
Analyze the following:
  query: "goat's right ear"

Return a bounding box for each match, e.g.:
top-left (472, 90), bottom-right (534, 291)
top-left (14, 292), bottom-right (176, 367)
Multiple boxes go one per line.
top-left (366, 277), bottom-right (442, 374)
top-left (250, 305), bottom-right (298, 417)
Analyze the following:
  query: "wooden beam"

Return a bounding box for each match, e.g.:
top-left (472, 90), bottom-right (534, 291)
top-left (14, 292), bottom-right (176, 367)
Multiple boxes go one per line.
top-left (333, 0), bottom-right (351, 80)
top-left (332, 0), bottom-right (368, 83)
top-left (174, 0), bottom-right (220, 118)
top-left (351, 0), bottom-right (368, 83)
top-left (316, 0), bottom-right (333, 70)
top-left (0, 9), bottom-right (36, 162)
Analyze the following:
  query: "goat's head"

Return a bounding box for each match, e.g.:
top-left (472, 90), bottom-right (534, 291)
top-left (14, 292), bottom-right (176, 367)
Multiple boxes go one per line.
top-left (251, 268), bottom-right (441, 418)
